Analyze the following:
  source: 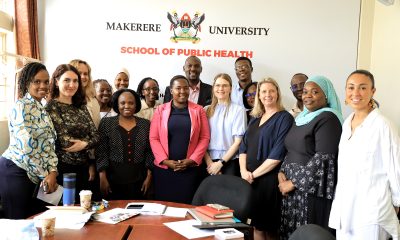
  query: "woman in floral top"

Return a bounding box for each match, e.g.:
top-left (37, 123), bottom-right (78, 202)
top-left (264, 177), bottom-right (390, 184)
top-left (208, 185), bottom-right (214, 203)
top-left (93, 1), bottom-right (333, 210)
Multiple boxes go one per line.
top-left (0, 62), bottom-right (58, 219)
top-left (46, 64), bottom-right (99, 203)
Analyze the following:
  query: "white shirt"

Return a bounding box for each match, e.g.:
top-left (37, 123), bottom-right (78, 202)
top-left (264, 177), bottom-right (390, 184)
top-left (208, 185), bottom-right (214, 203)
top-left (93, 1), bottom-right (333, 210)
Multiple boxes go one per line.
top-left (205, 103), bottom-right (247, 159)
top-left (135, 99), bottom-right (161, 121)
top-left (329, 109), bottom-right (400, 238)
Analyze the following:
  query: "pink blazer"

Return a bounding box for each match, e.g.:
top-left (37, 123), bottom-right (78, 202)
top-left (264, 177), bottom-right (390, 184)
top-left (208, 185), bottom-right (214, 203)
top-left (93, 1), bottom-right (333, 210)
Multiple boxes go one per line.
top-left (149, 101), bottom-right (210, 169)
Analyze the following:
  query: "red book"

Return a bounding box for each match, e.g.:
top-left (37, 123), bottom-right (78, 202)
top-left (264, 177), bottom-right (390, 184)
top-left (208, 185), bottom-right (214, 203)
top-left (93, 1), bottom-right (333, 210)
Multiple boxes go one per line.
top-left (195, 205), bottom-right (234, 219)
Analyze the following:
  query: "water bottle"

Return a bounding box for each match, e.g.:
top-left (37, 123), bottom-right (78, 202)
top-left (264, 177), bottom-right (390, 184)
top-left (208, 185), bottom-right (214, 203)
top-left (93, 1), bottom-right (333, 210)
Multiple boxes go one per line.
top-left (63, 173), bottom-right (76, 206)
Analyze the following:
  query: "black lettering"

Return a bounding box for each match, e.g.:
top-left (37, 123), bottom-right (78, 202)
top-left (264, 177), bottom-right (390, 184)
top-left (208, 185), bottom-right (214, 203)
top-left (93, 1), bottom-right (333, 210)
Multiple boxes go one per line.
top-left (209, 26), bottom-right (215, 34)
top-left (106, 22), bottom-right (115, 30)
top-left (115, 23), bottom-right (122, 30)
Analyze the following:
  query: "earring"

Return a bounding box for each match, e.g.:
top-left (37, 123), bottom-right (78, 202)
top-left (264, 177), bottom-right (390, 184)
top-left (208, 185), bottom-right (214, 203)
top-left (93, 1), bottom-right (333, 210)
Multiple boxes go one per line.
top-left (369, 98), bottom-right (374, 108)
top-left (344, 100), bottom-right (348, 105)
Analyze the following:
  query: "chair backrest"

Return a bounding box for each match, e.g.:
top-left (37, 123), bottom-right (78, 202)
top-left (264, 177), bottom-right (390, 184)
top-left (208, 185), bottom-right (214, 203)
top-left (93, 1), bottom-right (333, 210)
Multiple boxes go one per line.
top-left (191, 175), bottom-right (253, 222)
top-left (288, 224), bottom-right (336, 240)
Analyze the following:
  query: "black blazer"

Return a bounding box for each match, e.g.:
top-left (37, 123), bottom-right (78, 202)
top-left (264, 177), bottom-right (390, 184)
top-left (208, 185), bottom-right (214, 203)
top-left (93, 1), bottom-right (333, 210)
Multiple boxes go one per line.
top-left (163, 81), bottom-right (212, 107)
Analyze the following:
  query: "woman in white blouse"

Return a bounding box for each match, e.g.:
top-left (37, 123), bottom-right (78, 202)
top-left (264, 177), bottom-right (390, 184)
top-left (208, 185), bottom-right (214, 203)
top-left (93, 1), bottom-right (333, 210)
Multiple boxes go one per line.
top-left (329, 70), bottom-right (400, 240)
top-left (204, 73), bottom-right (247, 176)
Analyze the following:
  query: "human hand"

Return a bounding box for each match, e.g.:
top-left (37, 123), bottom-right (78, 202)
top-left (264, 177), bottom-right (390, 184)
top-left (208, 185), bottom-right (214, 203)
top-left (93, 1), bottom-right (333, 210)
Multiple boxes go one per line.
top-left (278, 172), bottom-right (287, 184)
top-left (42, 171), bottom-right (58, 194)
top-left (88, 164), bottom-right (96, 181)
top-left (207, 161), bottom-right (222, 175)
top-left (99, 176), bottom-right (111, 197)
top-left (63, 139), bottom-right (88, 152)
top-left (162, 160), bottom-right (179, 170)
top-left (141, 174), bottom-right (152, 194)
top-left (174, 159), bottom-right (195, 171)
top-left (240, 170), bottom-right (254, 184)
top-left (278, 180), bottom-right (295, 196)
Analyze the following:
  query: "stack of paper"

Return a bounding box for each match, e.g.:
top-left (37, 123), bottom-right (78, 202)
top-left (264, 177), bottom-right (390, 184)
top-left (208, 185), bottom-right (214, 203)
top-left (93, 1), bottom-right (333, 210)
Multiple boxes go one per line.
top-left (34, 208), bottom-right (93, 229)
top-left (92, 208), bottom-right (139, 224)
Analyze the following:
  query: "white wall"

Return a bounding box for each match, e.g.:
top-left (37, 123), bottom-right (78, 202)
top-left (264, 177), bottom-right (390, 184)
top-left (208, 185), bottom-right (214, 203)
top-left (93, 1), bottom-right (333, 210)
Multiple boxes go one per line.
top-left (357, 0), bottom-right (400, 130)
top-left (39, 0), bottom-right (360, 115)
top-left (370, 1), bottom-right (400, 129)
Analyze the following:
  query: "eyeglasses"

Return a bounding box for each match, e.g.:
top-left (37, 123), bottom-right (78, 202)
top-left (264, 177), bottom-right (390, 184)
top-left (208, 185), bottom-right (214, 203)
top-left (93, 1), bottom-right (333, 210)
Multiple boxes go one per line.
top-left (245, 92), bottom-right (256, 98)
top-left (235, 65), bottom-right (250, 71)
top-left (290, 82), bottom-right (305, 92)
top-left (143, 87), bottom-right (159, 92)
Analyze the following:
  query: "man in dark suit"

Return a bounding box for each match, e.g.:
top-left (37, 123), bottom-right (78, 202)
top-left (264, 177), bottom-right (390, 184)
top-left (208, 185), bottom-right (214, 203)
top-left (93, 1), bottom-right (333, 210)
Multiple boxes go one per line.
top-left (164, 56), bottom-right (212, 107)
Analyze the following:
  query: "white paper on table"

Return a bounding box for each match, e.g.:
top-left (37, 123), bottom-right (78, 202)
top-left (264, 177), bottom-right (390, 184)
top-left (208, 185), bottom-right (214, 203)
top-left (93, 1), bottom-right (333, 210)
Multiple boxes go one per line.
top-left (36, 185), bottom-right (63, 206)
top-left (34, 210), bottom-right (93, 230)
top-left (125, 202), bottom-right (166, 215)
top-left (164, 219), bottom-right (215, 239)
top-left (163, 207), bottom-right (188, 218)
top-left (0, 219), bottom-right (39, 240)
top-left (92, 208), bottom-right (139, 224)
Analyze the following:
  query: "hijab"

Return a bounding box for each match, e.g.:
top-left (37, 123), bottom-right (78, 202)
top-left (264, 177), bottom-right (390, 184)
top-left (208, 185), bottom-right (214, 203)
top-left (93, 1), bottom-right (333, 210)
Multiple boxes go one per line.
top-left (295, 75), bottom-right (343, 126)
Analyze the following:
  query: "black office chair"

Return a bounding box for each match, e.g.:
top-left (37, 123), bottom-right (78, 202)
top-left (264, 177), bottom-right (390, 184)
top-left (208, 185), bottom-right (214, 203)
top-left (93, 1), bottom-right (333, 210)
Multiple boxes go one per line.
top-left (192, 175), bottom-right (254, 222)
top-left (288, 224), bottom-right (336, 240)
top-left (192, 175), bottom-right (254, 240)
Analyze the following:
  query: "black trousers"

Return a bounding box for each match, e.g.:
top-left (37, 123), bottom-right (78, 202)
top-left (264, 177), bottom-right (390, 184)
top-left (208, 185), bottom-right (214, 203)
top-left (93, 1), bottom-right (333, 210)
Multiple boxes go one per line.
top-left (0, 157), bottom-right (46, 219)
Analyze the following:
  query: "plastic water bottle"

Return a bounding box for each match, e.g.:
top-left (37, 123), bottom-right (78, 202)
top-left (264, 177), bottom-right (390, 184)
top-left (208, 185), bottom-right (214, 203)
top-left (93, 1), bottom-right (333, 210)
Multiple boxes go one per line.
top-left (63, 173), bottom-right (76, 206)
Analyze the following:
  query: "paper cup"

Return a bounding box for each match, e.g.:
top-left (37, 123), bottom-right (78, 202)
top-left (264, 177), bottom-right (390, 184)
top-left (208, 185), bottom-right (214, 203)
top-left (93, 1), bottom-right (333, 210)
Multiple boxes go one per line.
top-left (79, 190), bottom-right (92, 211)
top-left (41, 216), bottom-right (56, 237)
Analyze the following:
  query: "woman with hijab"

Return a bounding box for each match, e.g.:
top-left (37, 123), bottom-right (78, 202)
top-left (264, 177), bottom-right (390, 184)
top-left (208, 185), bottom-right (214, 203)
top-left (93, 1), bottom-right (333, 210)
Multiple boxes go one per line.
top-left (149, 75), bottom-right (210, 204)
top-left (329, 70), bottom-right (400, 240)
top-left (239, 78), bottom-right (293, 240)
top-left (279, 75), bottom-right (343, 239)
top-left (114, 68), bottom-right (130, 91)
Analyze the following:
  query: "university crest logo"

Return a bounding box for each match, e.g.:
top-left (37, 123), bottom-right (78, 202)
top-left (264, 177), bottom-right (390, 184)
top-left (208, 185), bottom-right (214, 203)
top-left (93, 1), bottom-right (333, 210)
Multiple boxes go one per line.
top-left (167, 11), bottom-right (205, 44)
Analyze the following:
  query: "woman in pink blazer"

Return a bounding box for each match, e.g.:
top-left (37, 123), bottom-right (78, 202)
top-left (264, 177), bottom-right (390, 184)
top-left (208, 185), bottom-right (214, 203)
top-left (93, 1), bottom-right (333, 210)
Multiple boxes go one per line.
top-left (150, 75), bottom-right (210, 204)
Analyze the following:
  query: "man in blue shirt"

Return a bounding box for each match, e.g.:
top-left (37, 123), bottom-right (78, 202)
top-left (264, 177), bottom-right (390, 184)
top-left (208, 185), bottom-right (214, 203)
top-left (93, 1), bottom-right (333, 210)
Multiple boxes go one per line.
top-left (231, 57), bottom-right (253, 107)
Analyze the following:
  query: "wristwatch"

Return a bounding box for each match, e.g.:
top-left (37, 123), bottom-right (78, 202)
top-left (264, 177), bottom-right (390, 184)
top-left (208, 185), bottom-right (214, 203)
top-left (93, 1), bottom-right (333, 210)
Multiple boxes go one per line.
top-left (219, 159), bottom-right (226, 166)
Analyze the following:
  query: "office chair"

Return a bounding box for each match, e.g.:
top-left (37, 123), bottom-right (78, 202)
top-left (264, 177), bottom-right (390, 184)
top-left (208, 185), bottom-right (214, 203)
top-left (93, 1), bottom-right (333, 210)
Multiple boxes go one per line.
top-left (192, 175), bottom-right (254, 240)
top-left (288, 224), bottom-right (336, 240)
top-left (192, 175), bottom-right (254, 222)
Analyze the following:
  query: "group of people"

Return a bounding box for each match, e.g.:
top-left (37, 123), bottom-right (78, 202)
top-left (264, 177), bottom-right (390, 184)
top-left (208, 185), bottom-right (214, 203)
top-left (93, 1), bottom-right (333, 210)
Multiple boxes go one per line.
top-left (0, 55), bottom-right (399, 240)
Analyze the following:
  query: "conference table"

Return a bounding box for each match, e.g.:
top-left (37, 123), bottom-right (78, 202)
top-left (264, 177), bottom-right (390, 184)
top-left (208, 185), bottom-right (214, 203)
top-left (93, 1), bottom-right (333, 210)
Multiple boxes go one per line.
top-left (37, 200), bottom-right (216, 240)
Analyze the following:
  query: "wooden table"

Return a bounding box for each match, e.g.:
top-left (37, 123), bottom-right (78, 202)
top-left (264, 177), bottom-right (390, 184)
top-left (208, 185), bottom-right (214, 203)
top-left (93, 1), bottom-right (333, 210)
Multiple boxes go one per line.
top-left (38, 200), bottom-right (216, 240)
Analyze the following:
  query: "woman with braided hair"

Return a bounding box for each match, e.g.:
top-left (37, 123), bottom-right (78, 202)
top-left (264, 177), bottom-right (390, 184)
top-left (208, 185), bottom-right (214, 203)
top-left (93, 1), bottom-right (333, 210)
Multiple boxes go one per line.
top-left (0, 62), bottom-right (58, 219)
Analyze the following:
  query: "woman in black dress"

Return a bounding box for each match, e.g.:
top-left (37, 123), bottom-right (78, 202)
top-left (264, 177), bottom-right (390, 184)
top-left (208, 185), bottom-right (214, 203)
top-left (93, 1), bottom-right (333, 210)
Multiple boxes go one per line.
top-left (149, 75), bottom-right (210, 204)
top-left (96, 89), bottom-right (153, 200)
top-left (278, 75), bottom-right (343, 239)
top-left (239, 78), bottom-right (294, 240)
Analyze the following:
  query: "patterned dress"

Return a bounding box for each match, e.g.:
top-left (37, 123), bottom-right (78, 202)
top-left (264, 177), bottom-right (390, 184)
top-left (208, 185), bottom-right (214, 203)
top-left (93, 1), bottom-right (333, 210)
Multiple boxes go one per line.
top-left (46, 99), bottom-right (99, 202)
top-left (280, 112), bottom-right (341, 239)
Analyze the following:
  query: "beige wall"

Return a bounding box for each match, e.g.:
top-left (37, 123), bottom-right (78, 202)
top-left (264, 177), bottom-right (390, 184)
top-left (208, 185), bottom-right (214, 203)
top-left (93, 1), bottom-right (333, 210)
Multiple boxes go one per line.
top-left (358, 0), bottom-right (400, 130)
top-left (0, 120), bottom-right (9, 154)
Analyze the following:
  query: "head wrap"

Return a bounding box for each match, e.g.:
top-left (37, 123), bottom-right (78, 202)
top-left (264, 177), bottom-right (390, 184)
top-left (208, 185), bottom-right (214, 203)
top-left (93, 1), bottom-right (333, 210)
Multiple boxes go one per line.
top-left (295, 75), bottom-right (343, 126)
top-left (116, 67), bottom-right (130, 79)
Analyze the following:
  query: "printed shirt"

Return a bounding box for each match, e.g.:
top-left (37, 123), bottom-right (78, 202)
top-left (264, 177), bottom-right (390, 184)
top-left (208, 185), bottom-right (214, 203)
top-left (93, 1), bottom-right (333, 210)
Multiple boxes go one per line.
top-left (2, 93), bottom-right (58, 184)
